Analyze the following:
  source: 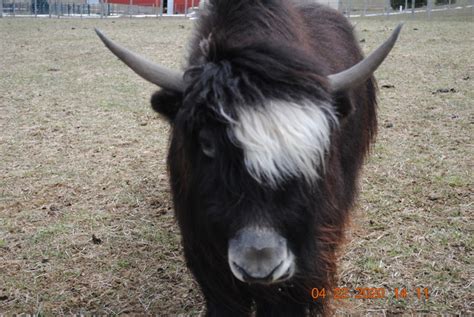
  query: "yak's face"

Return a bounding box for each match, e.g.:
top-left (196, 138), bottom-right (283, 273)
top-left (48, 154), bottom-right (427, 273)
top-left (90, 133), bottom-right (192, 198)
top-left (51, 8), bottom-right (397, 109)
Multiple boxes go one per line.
top-left (152, 59), bottom-right (338, 285)
top-left (96, 16), bottom-right (401, 287)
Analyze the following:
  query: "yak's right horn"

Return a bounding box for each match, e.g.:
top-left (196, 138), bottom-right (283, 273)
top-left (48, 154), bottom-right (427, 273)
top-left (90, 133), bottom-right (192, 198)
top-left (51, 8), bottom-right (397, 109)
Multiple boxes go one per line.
top-left (95, 29), bottom-right (185, 92)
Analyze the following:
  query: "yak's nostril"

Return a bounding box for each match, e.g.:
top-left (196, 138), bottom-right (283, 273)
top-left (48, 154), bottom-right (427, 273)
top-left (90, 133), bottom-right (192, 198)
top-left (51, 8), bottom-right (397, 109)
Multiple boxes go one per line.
top-left (232, 260), bottom-right (284, 283)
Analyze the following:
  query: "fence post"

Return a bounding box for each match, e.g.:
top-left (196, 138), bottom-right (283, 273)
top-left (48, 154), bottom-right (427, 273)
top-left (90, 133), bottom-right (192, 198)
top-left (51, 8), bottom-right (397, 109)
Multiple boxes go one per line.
top-left (411, 0), bottom-right (415, 15)
top-left (184, 0), bottom-right (187, 17)
top-left (159, 0), bottom-right (163, 16)
top-left (34, 0), bottom-right (37, 16)
top-left (12, 0), bottom-right (15, 17)
top-left (0, 0), bottom-right (3, 18)
top-left (427, 0), bottom-right (432, 18)
top-left (404, 0), bottom-right (407, 10)
top-left (129, 0), bottom-right (132, 18)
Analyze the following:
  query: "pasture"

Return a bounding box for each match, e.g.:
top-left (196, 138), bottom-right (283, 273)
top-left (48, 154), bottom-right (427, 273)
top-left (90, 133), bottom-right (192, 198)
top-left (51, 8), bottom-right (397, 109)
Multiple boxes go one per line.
top-left (0, 15), bottom-right (472, 315)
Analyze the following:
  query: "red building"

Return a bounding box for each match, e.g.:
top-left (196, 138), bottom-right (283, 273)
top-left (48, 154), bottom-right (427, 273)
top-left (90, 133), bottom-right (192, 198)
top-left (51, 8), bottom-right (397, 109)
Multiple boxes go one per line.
top-left (173, 0), bottom-right (201, 13)
top-left (107, 0), bottom-right (201, 13)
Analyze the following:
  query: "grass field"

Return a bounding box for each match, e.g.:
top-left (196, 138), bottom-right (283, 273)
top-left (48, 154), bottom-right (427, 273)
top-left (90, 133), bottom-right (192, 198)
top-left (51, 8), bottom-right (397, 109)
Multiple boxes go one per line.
top-left (0, 14), bottom-right (472, 315)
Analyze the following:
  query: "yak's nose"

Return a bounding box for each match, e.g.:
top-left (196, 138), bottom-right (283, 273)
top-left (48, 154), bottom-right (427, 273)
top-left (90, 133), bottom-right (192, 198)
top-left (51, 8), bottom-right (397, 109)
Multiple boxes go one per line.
top-left (228, 228), bottom-right (295, 284)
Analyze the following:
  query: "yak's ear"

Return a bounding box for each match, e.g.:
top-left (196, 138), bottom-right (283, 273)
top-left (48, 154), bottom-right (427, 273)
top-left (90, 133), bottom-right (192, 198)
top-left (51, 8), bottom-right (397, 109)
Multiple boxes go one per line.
top-left (151, 89), bottom-right (183, 122)
top-left (333, 93), bottom-right (355, 119)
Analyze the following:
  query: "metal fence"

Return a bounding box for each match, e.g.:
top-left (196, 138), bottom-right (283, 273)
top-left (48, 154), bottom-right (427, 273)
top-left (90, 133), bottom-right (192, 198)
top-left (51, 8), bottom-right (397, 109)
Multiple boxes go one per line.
top-left (0, 0), bottom-right (472, 18)
top-left (0, 0), bottom-right (200, 17)
top-left (336, 0), bottom-right (474, 18)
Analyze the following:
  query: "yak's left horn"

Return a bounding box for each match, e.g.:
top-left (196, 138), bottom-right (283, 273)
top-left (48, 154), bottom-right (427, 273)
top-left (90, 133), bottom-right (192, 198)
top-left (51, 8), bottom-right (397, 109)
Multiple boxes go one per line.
top-left (95, 28), bottom-right (185, 92)
top-left (328, 23), bottom-right (403, 93)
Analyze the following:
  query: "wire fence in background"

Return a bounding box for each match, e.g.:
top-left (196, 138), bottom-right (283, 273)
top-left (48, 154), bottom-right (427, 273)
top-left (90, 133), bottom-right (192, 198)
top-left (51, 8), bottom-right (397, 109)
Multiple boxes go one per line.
top-left (338, 0), bottom-right (473, 18)
top-left (0, 0), bottom-right (200, 18)
top-left (0, 0), bottom-right (472, 18)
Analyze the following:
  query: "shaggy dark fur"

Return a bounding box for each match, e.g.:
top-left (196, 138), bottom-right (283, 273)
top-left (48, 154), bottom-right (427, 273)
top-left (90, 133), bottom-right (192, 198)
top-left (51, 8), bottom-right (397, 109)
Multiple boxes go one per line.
top-left (151, 0), bottom-right (377, 315)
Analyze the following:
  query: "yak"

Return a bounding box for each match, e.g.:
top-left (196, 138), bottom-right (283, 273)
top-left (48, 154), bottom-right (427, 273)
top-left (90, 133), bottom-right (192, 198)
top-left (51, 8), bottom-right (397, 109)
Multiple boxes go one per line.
top-left (96, 0), bottom-right (402, 315)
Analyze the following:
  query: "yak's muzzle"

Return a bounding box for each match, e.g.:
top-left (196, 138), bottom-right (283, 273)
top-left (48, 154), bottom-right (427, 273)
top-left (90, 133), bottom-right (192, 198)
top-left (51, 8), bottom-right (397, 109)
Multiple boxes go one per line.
top-left (228, 228), bottom-right (295, 284)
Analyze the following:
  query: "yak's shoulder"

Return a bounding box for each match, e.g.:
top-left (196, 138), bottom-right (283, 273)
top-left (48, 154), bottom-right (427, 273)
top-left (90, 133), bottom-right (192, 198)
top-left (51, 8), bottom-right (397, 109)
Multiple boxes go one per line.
top-left (295, 2), bottom-right (354, 34)
top-left (294, 2), bottom-right (361, 73)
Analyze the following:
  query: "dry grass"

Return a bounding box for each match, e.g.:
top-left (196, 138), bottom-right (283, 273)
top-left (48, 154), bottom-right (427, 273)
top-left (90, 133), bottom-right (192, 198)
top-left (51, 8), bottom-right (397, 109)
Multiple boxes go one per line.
top-left (0, 14), bottom-right (472, 315)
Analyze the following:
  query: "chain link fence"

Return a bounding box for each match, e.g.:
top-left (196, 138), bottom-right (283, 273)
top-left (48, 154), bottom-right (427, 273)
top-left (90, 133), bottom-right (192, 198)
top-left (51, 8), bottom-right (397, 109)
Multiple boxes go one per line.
top-left (0, 0), bottom-right (472, 18)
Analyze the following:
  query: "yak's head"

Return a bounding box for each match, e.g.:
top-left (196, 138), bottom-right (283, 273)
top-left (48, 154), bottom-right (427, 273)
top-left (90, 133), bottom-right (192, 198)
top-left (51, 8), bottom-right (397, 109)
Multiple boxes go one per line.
top-left (95, 24), bottom-right (401, 285)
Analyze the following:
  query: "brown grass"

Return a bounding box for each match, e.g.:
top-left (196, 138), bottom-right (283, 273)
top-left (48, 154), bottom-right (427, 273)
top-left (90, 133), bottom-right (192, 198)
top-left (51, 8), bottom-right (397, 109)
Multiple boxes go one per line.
top-left (0, 14), bottom-right (472, 315)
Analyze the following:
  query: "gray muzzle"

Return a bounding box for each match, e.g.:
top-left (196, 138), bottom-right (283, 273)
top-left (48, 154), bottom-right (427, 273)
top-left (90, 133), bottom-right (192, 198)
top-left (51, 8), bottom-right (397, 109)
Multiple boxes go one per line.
top-left (228, 227), bottom-right (295, 284)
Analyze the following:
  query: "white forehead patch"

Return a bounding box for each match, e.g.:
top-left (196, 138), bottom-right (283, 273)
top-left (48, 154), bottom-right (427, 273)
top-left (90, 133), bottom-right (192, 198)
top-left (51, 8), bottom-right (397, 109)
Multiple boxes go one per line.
top-left (230, 99), bottom-right (337, 187)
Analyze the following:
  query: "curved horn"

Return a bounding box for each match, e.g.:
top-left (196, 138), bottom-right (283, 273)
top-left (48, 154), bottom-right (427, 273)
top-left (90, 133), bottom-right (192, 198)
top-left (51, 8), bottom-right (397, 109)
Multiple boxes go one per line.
top-left (95, 28), bottom-right (185, 92)
top-left (328, 23), bottom-right (403, 93)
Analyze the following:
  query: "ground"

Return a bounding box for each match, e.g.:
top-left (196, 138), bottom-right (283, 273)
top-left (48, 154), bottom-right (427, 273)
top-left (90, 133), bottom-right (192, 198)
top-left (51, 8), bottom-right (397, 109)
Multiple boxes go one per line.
top-left (0, 13), bottom-right (472, 315)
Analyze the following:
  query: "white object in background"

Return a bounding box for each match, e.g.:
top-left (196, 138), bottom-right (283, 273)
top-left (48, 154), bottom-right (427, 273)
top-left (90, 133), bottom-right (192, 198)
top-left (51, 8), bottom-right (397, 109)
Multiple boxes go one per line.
top-left (167, 0), bottom-right (174, 15)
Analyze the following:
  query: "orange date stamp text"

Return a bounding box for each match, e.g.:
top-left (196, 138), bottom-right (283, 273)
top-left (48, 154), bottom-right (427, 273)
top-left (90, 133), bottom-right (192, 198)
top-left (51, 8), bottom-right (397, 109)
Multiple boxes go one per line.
top-left (311, 287), bottom-right (430, 300)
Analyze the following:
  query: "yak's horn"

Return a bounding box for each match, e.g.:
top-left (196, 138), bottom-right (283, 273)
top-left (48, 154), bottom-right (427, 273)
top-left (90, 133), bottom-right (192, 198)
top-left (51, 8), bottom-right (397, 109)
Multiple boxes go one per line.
top-left (328, 23), bottom-right (403, 93)
top-left (95, 28), bottom-right (185, 92)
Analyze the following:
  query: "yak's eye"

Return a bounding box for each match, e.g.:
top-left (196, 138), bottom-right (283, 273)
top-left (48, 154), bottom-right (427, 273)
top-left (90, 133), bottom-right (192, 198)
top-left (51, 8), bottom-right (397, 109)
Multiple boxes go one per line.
top-left (199, 129), bottom-right (216, 158)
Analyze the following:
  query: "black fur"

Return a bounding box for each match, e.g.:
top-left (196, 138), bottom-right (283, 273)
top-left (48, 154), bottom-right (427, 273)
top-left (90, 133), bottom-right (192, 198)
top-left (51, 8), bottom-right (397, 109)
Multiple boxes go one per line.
top-left (151, 1), bottom-right (378, 315)
top-left (151, 89), bottom-right (183, 122)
